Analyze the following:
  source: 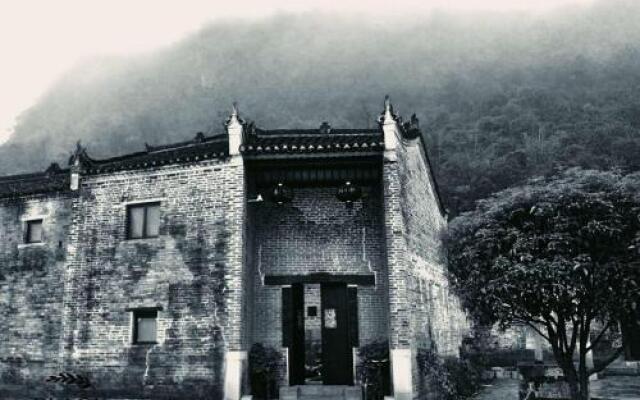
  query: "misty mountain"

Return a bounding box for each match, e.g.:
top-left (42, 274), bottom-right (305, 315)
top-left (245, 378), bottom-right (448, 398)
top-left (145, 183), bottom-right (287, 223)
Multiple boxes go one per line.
top-left (3, 0), bottom-right (640, 212)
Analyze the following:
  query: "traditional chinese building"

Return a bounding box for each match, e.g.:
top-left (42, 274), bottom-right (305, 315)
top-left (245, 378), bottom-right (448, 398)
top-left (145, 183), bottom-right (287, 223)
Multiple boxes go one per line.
top-left (0, 98), bottom-right (469, 399)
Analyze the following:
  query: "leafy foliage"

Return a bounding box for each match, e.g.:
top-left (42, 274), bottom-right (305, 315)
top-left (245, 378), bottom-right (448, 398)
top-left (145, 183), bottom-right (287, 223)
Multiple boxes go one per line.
top-left (249, 343), bottom-right (282, 400)
top-left (446, 168), bottom-right (640, 399)
top-left (416, 348), bottom-right (482, 400)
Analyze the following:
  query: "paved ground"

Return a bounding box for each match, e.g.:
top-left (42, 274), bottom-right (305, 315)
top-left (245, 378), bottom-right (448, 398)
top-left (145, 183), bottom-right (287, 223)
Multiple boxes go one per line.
top-left (474, 379), bottom-right (519, 400)
top-left (592, 377), bottom-right (640, 399)
top-left (474, 377), bottom-right (640, 400)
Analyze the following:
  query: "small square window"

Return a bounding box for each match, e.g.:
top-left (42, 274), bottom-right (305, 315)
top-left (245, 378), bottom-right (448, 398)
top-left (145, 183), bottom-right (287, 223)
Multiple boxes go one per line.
top-left (307, 306), bottom-right (318, 317)
top-left (25, 219), bottom-right (43, 243)
top-left (132, 309), bottom-right (158, 344)
top-left (127, 202), bottom-right (160, 239)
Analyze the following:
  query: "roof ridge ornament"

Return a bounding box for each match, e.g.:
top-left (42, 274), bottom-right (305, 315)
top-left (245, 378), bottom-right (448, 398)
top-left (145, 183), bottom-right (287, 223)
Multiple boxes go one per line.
top-left (46, 162), bottom-right (62, 175)
top-left (194, 132), bottom-right (206, 143)
top-left (226, 102), bottom-right (245, 156)
top-left (319, 121), bottom-right (331, 134)
top-left (69, 140), bottom-right (89, 191)
top-left (379, 95), bottom-right (400, 154)
top-left (378, 95), bottom-right (399, 125)
top-left (402, 113), bottom-right (421, 140)
top-left (69, 140), bottom-right (90, 167)
top-left (225, 102), bottom-right (244, 128)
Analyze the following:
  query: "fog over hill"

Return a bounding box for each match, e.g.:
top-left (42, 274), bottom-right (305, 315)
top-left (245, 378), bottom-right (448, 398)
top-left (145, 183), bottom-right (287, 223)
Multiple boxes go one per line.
top-left (3, 0), bottom-right (640, 212)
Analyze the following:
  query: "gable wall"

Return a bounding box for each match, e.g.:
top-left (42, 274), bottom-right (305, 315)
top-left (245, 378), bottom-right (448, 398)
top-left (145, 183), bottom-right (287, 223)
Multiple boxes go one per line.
top-left (393, 138), bottom-right (470, 398)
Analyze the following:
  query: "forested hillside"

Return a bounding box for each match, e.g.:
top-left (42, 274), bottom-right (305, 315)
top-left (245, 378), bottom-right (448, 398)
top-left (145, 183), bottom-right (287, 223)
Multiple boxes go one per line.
top-left (3, 0), bottom-right (640, 213)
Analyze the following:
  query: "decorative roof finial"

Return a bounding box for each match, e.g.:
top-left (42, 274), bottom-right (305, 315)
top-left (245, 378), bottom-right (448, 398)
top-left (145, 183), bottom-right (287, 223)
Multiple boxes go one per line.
top-left (69, 140), bottom-right (88, 167)
top-left (45, 162), bottom-right (62, 175)
top-left (379, 95), bottom-right (398, 125)
top-left (226, 101), bottom-right (243, 128)
top-left (226, 101), bottom-right (245, 156)
top-left (319, 121), bottom-right (331, 134)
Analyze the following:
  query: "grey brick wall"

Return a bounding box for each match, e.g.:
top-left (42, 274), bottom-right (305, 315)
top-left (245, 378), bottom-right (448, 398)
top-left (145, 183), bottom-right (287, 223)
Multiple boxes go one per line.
top-left (59, 159), bottom-right (245, 399)
top-left (0, 131), bottom-right (465, 400)
top-left (249, 184), bottom-right (389, 384)
top-left (390, 138), bottom-right (470, 398)
top-left (0, 194), bottom-right (72, 398)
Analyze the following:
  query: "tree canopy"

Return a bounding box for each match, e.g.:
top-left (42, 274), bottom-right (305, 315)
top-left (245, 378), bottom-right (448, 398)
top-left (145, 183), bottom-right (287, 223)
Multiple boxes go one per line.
top-left (446, 168), bottom-right (640, 399)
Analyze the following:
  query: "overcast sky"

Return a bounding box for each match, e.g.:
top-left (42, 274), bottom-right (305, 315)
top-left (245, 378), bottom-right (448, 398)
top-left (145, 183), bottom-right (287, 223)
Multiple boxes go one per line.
top-left (0, 0), bottom-right (594, 144)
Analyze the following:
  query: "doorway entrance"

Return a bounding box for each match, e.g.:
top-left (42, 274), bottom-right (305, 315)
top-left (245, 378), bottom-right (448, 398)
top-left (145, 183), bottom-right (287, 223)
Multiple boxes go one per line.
top-left (282, 282), bottom-right (357, 385)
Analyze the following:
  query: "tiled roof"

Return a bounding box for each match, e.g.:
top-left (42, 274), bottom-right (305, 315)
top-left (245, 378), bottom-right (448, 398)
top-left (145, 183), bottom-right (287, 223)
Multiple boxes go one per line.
top-left (0, 164), bottom-right (70, 199)
top-left (240, 128), bottom-right (384, 156)
top-left (83, 133), bottom-right (229, 174)
top-left (0, 127), bottom-right (385, 197)
top-left (0, 133), bottom-right (228, 197)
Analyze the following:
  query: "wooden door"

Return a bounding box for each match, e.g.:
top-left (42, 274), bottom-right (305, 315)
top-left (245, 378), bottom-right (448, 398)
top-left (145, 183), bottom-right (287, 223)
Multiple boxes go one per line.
top-left (283, 284), bottom-right (305, 385)
top-left (321, 283), bottom-right (354, 385)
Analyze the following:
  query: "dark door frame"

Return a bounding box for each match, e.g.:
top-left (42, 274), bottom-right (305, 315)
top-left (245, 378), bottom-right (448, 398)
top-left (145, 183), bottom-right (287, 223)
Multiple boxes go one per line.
top-left (282, 283), bottom-right (305, 385)
top-left (278, 277), bottom-right (363, 386)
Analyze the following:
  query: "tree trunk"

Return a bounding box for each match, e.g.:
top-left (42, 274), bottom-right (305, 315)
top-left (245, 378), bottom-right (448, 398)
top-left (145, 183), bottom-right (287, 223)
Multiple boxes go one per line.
top-left (561, 359), bottom-right (589, 400)
top-left (579, 371), bottom-right (590, 400)
top-left (578, 353), bottom-right (590, 400)
top-left (565, 367), bottom-right (581, 400)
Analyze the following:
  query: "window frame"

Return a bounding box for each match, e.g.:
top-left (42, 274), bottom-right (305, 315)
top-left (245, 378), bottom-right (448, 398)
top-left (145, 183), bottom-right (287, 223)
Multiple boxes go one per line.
top-left (25, 219), bottom-right (44, 244)
top-left (131, 308), bottom-right (159, 345)
top-left (126, 202), bottom-right (161, 240)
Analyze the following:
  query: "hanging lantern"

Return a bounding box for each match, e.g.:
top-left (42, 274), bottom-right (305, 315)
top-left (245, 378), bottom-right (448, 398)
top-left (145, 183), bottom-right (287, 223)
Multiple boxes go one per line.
top-left (336, 181), bottom-right (362, 207)
top-left (271, 182), bottom-right (294, 205)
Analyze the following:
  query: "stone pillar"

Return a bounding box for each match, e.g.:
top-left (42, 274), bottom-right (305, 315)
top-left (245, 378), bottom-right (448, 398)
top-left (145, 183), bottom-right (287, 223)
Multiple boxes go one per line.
top-left (60, 141), bottom-right (90, 370)
top-left (223, 104), bottom-right (248, 399)
top-left (380, 96), bottom-right (413, 399)
top-left (224, 351), bottom-right (248, 400)
top-left (390, 349), bottom-right (413, 400)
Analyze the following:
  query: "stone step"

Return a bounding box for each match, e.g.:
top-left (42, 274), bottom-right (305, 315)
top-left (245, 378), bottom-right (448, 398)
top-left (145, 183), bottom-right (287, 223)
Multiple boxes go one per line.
top-left (280, 384), bottom-right (362, 400)
top-left (299, 396), bottom-right (339, 400)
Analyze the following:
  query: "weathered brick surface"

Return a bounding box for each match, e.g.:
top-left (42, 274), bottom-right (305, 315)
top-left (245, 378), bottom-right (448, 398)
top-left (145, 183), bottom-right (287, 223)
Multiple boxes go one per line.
top-left (58, 158), bottom-right (245, 398)
top-left (0, 194), bottom-right (72, 398)
top-left (386, 138), bottom-right (470, 398)
top-left (0, 121), bottom-right (467, 400)
top-left (383, 160), bottom-right (411, 350)
top-left (249, 184), bottom-right (389, 384)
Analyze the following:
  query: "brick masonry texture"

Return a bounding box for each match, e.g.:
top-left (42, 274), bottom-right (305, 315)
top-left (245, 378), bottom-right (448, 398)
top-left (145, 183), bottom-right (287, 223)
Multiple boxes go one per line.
top-left (248, 184), bottom-right (389, 385)
top-left (0, 123), bottom-right (470, 400)
top-left (60, 158), bottom-right (245, 399)
top-left (389, 138), bottom-right (470, 398)
top-left (0, 194), bottom-right (72, 398)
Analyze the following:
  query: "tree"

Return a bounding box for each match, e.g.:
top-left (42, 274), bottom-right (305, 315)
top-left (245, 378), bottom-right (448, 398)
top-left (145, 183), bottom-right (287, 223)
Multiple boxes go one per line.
top-left (446, 168), bottom-right (640, 400)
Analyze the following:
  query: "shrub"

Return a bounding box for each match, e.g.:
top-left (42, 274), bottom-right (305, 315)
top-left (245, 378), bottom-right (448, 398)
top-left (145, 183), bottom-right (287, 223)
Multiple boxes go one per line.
top-left (357, 340), bottom-right (391, 400)
top-left (416, 348), bottom-right (482, 400)
top-left (249, 343), bottom-right (282, 400)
